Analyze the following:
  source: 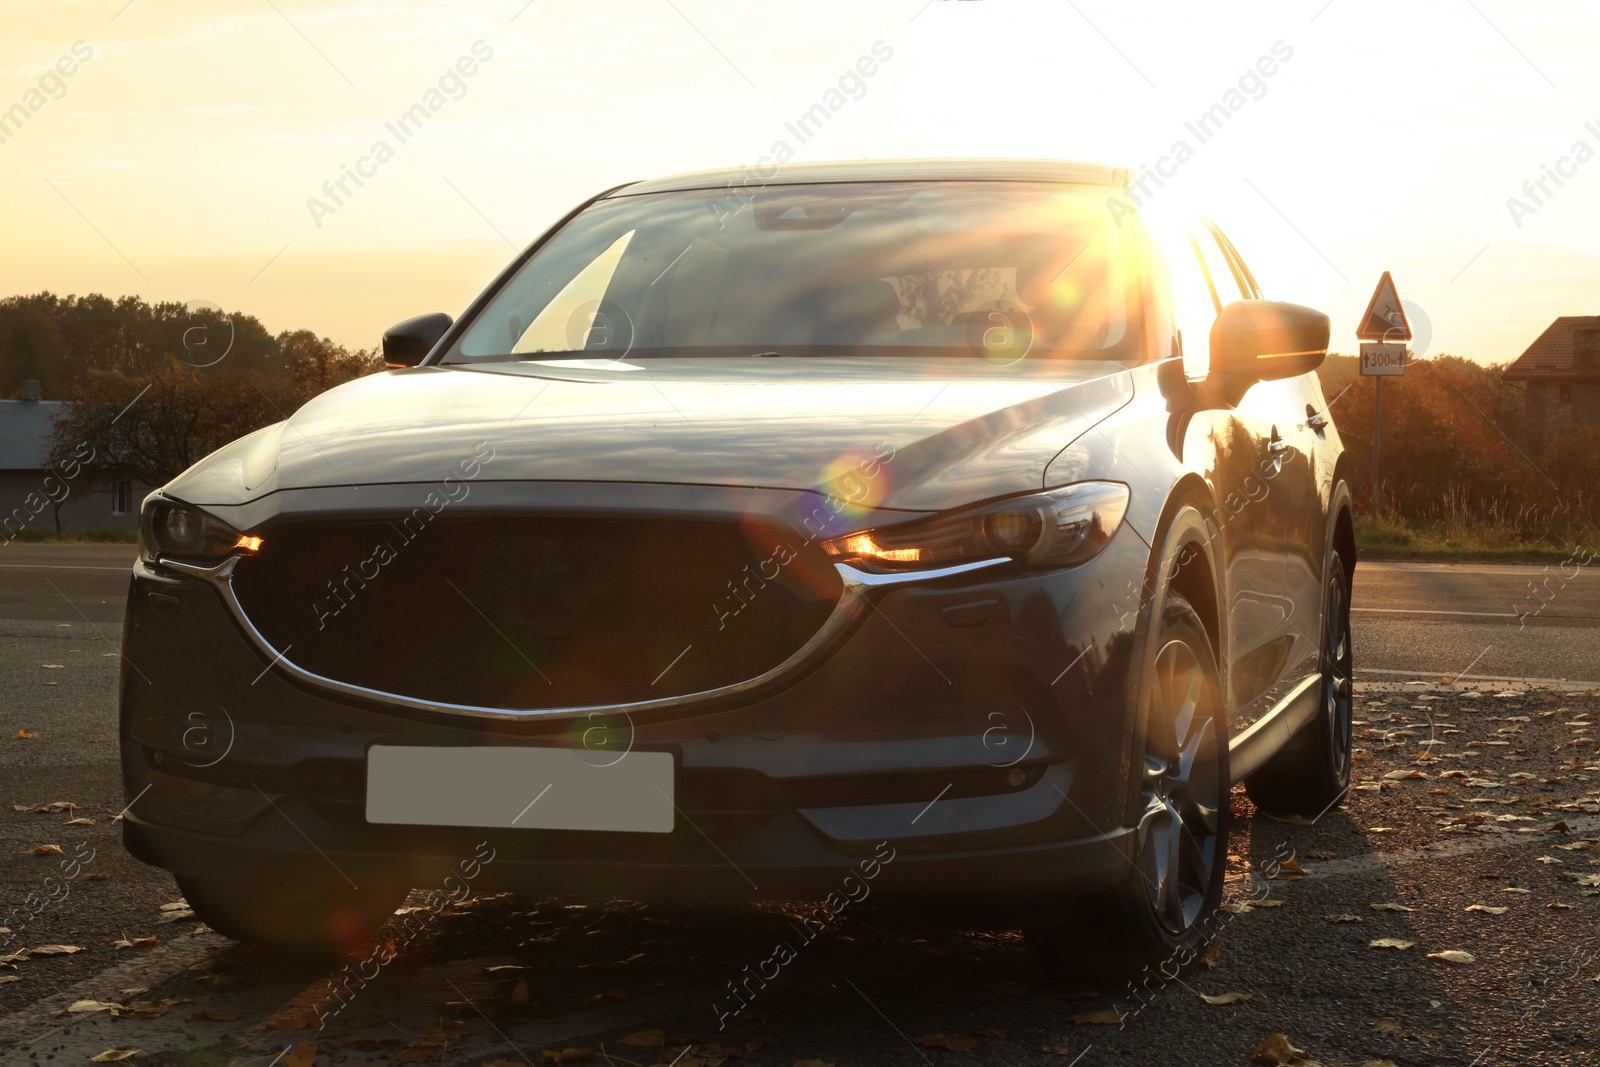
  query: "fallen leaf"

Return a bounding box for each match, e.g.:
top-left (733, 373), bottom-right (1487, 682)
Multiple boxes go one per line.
top-left (111, 934), bottom-right (160, 950)
top-left (1549, 902), bottom-right (1573, 909)
top-left (619, 1030), bottom-right (665, 1048)
top-left (509, 977), bottom-right (530, 1004)
top-left (1324, 914), bottom-right (1365, 923)
top-left (1069, 1010), bottom-right (1123, 1025)
top-left (120, 998), bottom-right (190, 1019)
top-left (65, 817), bottom-right (94, 826)
top-left (89, 1052), bottom-right (140, 1064)
top-left (282, 1045), bottom-right (316, 1067)
top-left (1427, 950), bottom-right (1476, 964)
top-left (29, 944), bottom-right (84, 955)
top-left (1267, 857), bottom-right (1308, 879)
top-left (0, 976), bottom-right (18, 984)
top-left (1373, 1019), bottom-right (1402, 1035)
top-left (268, 1012), bottom-right (322, 1031)
top-left (69, 1000), bottom-right (123, 1014)
top-left (188, 1009), bottom-right (241, 1021)
top-left (1249, 1032), bottom-right (1307, 1064)
top-left (1465, 905), bottom-right (1507, 916)
top-left (1369, 938), bottom-right (1416, 950)
top-left (1199, 991), bottom-right (1253, 1005)
top-left (1370, 903), bottom-right (1415, 913)
top-left (13, 844), bottom-right (64, 856)
top-left (1383, 769), bottom-right (1424, 780)
top-left (914, 1034), bottom-right (978, 1051)
top-left (1251, 899), bottom-right (1285, 909)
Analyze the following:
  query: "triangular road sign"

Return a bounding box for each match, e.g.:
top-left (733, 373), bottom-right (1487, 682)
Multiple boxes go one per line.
top-left (1356, 271), bottom-right (1412, 341)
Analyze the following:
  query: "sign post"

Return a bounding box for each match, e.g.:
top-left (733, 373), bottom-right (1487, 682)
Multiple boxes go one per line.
top-left (1356, 272), bottom-right (1412, 521)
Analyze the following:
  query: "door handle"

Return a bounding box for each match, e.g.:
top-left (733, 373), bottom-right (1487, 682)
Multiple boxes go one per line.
top-left (1304, 411), bottom-right (1329, 431)
top-left (1268, 437), bottom-right (1292, 454)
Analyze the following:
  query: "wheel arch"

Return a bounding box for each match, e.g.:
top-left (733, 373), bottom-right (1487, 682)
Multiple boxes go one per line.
top-left (1119, 474), bottom-right (1228, 827)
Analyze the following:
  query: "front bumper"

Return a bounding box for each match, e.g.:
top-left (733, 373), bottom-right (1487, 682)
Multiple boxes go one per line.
top-left (119, 489), bottom-right (1149, 913)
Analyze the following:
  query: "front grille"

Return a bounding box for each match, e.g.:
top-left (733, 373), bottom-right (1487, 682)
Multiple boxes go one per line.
top-left (230, 515), bottom-right (842, 710)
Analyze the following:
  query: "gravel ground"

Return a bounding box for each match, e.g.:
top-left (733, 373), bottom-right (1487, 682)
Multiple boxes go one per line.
top-left (5, 679), bottom-right (1600, 1066)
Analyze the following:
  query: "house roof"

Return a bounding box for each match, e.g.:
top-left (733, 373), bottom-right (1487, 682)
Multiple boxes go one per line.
top-left (0, 399), bottom-right (63, 471)
top-left (1504, 316), bottom-right (1600, 380)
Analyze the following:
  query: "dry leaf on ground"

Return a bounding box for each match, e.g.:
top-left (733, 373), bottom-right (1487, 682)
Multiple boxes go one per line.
top-left (1249, 1032), bottom-right (1307, 1064)
top-left (88, 1052), bottom-right (139, 1064)
top-left (1427, 950), bottom-right (1476, 964)
top-left (111, 934), bottom-right (160, 950)
top-left (1369, 938), bottom-right (1416, 950)
top-left (1268, 858), bottom-right (1308, 879)
top-left (1325, 914), bottom-right (1365, 923)
top-left (1465, 905), bottom-right (1507, 915)
top-left (29, 944), bottom-right (84, 955)
top-left (1199, 991), bottom-right (1252, 1005)
top-left (1370, 903), bottom-right (1415, 912)
top-left (13, 845), bottom-right (63, 856)
top-left (619, 1029), bottom-right (665, 1048)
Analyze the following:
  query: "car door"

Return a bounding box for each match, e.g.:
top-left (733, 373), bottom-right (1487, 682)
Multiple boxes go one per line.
top-left (1167, 225), bottom-right (1288, 716)
top-left (1212, 226), bottom-right (1324, 686)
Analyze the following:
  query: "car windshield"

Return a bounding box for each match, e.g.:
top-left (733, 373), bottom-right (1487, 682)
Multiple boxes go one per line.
top-left (445, 180), bottom-right (1142, 365)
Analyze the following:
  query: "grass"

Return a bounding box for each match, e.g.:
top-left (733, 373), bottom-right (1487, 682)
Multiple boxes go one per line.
top-left (4, 525), bottom-right (138, 545)
top-left (1355, 518), bottom-right (1577, 562)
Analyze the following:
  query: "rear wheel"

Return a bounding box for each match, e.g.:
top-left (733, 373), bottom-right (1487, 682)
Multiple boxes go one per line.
top-left (177, 872), bottom-right (407, 957)
top-left (1027, 592), bottom-right (1230, 977)
top-left (1244, 550), bottom-right (1354, 819)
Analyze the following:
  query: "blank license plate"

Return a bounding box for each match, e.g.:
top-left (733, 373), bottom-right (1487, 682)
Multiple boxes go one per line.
top-left (365, 745), bottom-right (675, 833)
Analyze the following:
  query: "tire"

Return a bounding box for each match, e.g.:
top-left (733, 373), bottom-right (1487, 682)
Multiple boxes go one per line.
top-left (1244, 549), bottom-right (1354, 820)
top-left (1028, 591), bottom-right (1230, 978)
top-left (177, 872), bottom-right (408, 957)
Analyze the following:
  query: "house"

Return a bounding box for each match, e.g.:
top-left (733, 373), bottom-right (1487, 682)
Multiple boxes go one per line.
top-left (1504, 316), bottom-right (1600, 454)
top-left (1, 381), bottom-right (146, 540)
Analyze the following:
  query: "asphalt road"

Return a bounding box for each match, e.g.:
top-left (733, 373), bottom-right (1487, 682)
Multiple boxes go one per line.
top-left (2, 545), bottom-right (1598, 1066)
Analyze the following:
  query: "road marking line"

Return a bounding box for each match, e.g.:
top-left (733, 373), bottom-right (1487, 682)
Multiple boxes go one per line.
top-left (1300, 813), bottom-right (1600, 881)
top-left (1356, 668), bottom-right (1600, 688)
top-left (0, 564), bottom-right (133, 572)
top-left (1352, 607), bottom-right (1517, 618)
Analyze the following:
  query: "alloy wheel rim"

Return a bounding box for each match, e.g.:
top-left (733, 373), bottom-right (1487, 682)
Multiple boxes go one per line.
top-left (1137, 638), bottom-right (1222, 937)
top-left (1325, 568), bottom-right (1354, 783)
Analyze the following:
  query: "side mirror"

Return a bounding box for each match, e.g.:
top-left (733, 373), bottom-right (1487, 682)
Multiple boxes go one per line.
top-left (382, 313), bottom-right (453, 368)
top-left (1207, 300), bottom-right (1328, 400)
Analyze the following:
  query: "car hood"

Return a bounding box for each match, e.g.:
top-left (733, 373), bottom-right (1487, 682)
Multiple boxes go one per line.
top-left (165, 357), bottom-right (1135, 513)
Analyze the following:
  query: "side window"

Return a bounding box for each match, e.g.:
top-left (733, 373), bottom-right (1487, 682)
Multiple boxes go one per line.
top-left (1195, 228), bottom-right (1248, 305)
top-left (1210, 225), bottom-right (1263, 299)
top-left (1165, 235), bottom-right (1221, 379)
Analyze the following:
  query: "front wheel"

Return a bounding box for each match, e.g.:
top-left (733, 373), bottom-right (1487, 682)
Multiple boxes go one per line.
top-left (1028, 591), bottom-right (1230, 976)
top-left (1244, 549), bottom-right (1354, 819)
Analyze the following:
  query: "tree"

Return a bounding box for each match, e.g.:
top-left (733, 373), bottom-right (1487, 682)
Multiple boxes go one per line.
top-left (46, 361), bottom-right (294, 489)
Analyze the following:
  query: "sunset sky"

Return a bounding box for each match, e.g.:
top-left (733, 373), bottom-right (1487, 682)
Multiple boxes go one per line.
top-left (1, 0), bottom-right (1595, 364)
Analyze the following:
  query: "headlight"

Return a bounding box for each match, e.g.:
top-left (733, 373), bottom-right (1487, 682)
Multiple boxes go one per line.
top-left (822, 481), bottom-right (1129, 572)
top-left (139, 496), bottom-right (261, 564)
